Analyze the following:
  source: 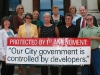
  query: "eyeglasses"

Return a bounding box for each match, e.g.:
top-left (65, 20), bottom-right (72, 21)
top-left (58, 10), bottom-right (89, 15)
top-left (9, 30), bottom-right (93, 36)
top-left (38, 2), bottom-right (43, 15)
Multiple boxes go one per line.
top-left (18, 8), bottom-right (23, 9)
top-left (86, 18), bottom-right (93, 21)
top-left (65, 18), bottom-right (71, 20)
top-left (25, 17), bottom-right (31, 19)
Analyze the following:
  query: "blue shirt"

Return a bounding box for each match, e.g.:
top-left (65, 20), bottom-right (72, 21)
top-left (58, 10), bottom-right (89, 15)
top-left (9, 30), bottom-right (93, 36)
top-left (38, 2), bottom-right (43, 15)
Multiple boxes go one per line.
top-left (72, 14), bottom-right (81, 25)
top-left (7, 31), bottom-right (14, 37)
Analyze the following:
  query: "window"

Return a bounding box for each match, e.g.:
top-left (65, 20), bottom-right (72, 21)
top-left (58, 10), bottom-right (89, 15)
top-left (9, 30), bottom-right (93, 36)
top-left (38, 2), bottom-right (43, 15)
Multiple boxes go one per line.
top-left (9, 0), bottom-right (21, 15)
top-left (9, 0), bottom-right (21, 11)
top-left (40, 0), bottom-right (64, 22)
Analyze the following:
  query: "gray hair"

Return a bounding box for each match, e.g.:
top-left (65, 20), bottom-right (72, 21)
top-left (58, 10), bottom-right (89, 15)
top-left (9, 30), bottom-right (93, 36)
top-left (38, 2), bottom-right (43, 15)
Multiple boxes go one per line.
top-left (43, 12), bottom-right (51, 17)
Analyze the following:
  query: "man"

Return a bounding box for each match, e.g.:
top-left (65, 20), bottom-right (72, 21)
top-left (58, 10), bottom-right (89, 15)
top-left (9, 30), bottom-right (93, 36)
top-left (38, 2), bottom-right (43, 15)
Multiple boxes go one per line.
top-left (76, 6), bottom-right (98, 36)
top-left (76, 6), bottom-right (98, 75)
top-left (78, 14), bottom-right (100, 75)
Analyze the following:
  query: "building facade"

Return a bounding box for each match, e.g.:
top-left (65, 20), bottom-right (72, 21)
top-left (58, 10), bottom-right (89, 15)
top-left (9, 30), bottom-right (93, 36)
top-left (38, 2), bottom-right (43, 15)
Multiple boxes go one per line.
top-left (22, 0), bottom-right (100, 19)
top-left (0, 0), bottom-right (100, 23)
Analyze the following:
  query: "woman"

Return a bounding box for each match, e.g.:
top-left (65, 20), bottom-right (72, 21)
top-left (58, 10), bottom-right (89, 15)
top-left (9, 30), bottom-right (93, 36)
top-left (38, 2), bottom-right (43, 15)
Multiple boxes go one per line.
top-left (69, 5), bottom-right (81, 25)
top-left (18, 13), bottom-right (38, 75)
top-left (31, 10), bottom-right (43, 28)
top-left (58, 13), bottom-right (78, 75)
top-left (50, 6), bottom-right (65, 27)
top-left (0, 16), bottom-right (15, 75)
top-left (13, 5), bottom-right (25, 74)
top-left (38, 12), bottom-right (59, 75)
top-left (13, 4), bottom-right (25, 34)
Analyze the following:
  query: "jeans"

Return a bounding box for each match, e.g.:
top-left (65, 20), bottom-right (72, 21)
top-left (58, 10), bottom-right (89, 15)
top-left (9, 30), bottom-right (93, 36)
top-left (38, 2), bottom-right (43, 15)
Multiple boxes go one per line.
top-left (81, 48), bottom-right (100, 75)
top-left (91, 48), bottom-right (100, 75)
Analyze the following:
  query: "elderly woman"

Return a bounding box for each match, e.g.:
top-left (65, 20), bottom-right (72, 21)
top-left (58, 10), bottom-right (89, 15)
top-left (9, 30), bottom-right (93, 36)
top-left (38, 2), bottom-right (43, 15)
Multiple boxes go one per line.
top-left (18, 13), bottom-right (38, 75)
top-left (38, 12), bottom-right (59, 75)
top-left (69, 5), bottom-right (81, 25)
top-left (50, 6), bottom-right (65, 27)
top-left (31, 10), bottom-right (43, 28)
top-left (58, 13), bottom-right (78, 75)
top-left (13, 4), bottom-right (25, 34)
top-left (0, 16), bottom-right (15, 75)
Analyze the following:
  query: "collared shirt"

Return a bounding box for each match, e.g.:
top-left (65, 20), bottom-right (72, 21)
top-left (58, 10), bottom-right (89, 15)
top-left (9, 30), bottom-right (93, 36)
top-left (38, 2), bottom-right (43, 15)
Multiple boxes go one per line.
top-left (78, 25), bottom-right (100, 49)
top-left (72, 14), bottom-right (81, 25)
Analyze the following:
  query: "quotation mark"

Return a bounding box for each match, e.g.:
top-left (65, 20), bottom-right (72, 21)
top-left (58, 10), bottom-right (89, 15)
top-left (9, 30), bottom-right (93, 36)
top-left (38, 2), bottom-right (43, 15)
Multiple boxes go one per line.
top-left (87, 56), bottom-right (89, 58)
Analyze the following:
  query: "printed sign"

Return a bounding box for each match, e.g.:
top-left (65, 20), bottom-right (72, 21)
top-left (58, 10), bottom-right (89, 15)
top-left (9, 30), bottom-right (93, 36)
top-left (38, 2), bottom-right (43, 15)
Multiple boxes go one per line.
top-left (7, 38), bottom-right (91, 65)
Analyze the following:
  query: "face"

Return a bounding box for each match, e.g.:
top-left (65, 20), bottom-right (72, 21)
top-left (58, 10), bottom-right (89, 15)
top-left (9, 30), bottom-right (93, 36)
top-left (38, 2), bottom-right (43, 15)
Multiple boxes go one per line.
top-left (52, 8), bottom-right (59, 15)
top-left (85, 16), bottom-right (93, 26)
top-left (4, 20), bottom-right (10, 28)
top-left (43, 15), bottom-right (51, 23)
top-left (70, 8), bottom-right (76, 14)
top-left (79, 6), bottom-right (87, 17)
top-left (65, 16), bottom-right (72, 25)
top-left (33, 12), bottom-right (39, 19)
top-left (18, 6), bottom-right (24, 13)
top-left (25, 16), bottom-right (31, 23)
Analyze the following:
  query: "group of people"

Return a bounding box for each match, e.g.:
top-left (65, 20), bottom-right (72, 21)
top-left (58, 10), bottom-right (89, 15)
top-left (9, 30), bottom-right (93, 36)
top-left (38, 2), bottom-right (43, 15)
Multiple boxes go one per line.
top-left (0, 3), bottom-right (100, 75)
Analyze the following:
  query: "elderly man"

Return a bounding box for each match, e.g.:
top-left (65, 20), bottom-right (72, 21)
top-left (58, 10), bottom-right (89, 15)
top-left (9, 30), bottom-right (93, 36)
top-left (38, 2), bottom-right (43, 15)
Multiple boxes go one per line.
top-left (76, 6), bottom-right (98, 75)
top-left (78, 14), bottom-right (100, 75)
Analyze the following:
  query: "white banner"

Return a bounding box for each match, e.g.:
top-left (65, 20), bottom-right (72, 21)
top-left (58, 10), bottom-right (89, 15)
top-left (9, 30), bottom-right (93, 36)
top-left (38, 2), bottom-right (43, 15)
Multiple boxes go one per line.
top-left (6, 46), bottom-right (91, 65)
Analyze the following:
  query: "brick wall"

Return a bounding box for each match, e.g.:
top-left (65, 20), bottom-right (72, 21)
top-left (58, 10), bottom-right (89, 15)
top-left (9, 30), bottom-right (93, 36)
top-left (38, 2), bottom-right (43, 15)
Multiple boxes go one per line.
top-left (33, 0), bottom-right (39, 11)
top-left (65, 0), bottom-right (70, 13)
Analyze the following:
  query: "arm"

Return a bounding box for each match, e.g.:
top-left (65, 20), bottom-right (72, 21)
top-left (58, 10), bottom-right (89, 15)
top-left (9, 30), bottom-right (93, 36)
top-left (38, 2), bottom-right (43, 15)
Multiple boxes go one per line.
top-left (93, 16), bottom-right (98, 27)
top-left (34, 25), bottom-right (38, 38)
top-left (38, 27), bottom-right (41, 37)
top-left (90, 27), bottom-right (100, 41)
top-left (76, 19), bottom-right (80, 36)
top-left (90, 36), bottom-right (100, 42)
top-left (78, 29), bottom-right (83, 38)
top-left (74, 25), bottom-right (79, 37)
top-left (17, 26), bottom-right (21, 38)
top-left (0, 31), bottom-right (6, 60)
top-left (55, 26), bottom-right (59, 37)
top-left (13, 15), bottom-right (19, 33)
top-left (62, 15), bottom-right (65, 25)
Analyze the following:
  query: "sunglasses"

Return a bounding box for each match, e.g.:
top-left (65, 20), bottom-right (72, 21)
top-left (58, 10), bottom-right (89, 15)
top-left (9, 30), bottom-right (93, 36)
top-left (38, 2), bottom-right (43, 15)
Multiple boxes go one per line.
top-left (25, 17), bottom-right (31, 19)
top-left (86, 18), bottom-right (93, 21)
top-left (65, 18), bottom-right (71, 20)
top-left (19, 8), bottom-right (23, 9)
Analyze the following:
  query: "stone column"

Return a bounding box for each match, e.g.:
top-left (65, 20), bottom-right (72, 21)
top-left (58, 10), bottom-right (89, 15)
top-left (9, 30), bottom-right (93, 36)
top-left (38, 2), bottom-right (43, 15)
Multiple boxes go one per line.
top-left (87, 0), bottom-right (99, 12)
top-left (22, 0), bottom-right (33, 13)
top-left (70, 0), bottom-right (82, 13)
